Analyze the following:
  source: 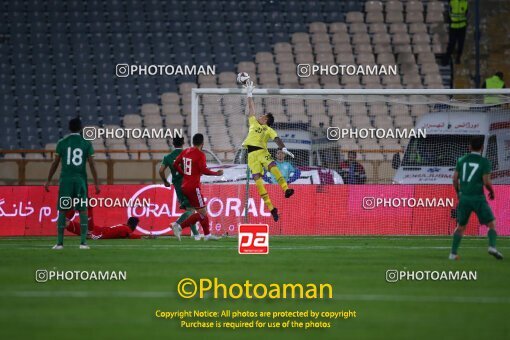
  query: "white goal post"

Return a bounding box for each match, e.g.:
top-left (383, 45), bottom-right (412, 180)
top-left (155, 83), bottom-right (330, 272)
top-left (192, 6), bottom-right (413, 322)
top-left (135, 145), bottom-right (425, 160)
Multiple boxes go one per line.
top-left (190, 88), bottom-right (510, 236)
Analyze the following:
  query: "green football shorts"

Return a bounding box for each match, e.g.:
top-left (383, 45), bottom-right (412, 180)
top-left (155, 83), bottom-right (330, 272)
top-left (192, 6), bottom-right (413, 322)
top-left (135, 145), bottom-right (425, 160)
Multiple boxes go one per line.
top-left (58, 177), bottom-right (88, 211)
top-left (456, 195), bottom-right (495, 226)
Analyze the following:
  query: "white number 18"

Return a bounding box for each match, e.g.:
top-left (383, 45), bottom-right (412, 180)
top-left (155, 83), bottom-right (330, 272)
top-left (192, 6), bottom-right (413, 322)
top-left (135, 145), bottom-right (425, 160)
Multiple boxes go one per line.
top-left (66, 147), bottom-right (83, 166)
top-left (183, 157), bottom-right (192, 175)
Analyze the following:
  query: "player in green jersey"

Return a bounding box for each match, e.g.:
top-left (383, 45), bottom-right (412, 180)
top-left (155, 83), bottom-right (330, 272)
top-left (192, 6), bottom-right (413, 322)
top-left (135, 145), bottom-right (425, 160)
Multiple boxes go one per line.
top-left (449, 136), bottom-right (503, 260)
top-left (44, 118), bottom-right (100, 250)
top-left (159, 136), bottom-right (201, 240)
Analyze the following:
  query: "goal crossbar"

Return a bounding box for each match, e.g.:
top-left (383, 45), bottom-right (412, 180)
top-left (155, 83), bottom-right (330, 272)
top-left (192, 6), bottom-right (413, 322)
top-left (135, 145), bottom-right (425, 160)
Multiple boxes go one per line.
top-left (191, 88), bottom-right (510, 134)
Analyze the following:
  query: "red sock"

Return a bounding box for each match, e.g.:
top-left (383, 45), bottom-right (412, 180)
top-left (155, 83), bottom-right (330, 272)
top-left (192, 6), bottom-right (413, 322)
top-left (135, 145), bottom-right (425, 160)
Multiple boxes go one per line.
top-left (180, 213), bottom-right (201, 229)
top-left (200, 214), bottom-right (210, 235)
top-left (87, 206), bottom-right (95, 230)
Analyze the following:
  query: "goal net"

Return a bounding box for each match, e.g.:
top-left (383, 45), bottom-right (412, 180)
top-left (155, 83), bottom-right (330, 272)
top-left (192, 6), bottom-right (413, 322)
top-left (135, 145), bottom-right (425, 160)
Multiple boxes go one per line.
top-left (191, 89), bottom-right (510, 236)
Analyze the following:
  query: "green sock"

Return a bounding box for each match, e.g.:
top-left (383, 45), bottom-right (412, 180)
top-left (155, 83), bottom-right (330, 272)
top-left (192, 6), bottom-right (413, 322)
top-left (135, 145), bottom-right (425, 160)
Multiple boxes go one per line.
top-left (451, 230), bottom-right (463, 255)
top-left (488, 229), bottom-right (497, 248)
top-left (79, 211), bottom-right (88, 245)
top-left (57, 212), bottom-right (66, 245)
top-left (190, 223), bottom-right (199, 236)
top-left (176, 211), bottom-right (199, 236)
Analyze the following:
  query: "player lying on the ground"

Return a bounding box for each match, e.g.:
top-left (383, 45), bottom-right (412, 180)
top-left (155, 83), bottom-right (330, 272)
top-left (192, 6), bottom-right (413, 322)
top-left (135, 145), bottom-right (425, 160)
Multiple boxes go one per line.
top-left (44, 117), bottom-right (100, 250)
top-left (65, 207), bottom-right (141, 239)
top-left (159, 136), bottom-right (202, 240)
top-left (171, 133), bottom-right (223, 241)
top-left (239, 73), bottom-right (294, 222)
top-left (449, 136), bottom-right (503, 260)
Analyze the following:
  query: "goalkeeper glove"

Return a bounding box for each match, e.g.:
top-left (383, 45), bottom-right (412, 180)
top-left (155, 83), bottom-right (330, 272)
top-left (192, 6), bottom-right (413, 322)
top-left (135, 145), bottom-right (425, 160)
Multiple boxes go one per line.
top-left (244, 80), bottom-right (254, 97)
top-left (281, 147), bottom-right (294, 158)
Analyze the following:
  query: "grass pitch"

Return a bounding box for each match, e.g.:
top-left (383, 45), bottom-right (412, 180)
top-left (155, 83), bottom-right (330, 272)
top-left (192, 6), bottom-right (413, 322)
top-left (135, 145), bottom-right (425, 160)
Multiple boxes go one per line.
top-left (0, 236), bottom-right (508, 340)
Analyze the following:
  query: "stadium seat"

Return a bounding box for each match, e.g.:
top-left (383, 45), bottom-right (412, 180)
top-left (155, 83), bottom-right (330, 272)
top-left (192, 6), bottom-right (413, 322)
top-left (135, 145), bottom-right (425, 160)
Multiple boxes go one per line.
top-left (366, 1), bottom-right (384, 12)
top-left (332, 32), bottom-right (351, 44)
top-left (123, 114), bottom-right (143, 128)
top-left (389, 23), bottom-right (407, 34)
top-left (309, 22), bottom-right (327, 33)
top-left (366, 12), bottom-right (384, 24)
top-left (350, 22), bottom-right (368, 34)
top-left (345, 12), bottom-right (364, 24)
top-left (373, 32), bottom-right (391, 45)
top-left (0, 0), bottom-right (450, 153)
top-left (406, 11), bottom-right (424, 24)
top-left (141, 104), bottom-right (160, 117)
top-left (329, 22), bottom-right (348, 34)
top-left (311, 33), bottom-right (331, 45)
top-left (369, 23), bottom-right (388, 34)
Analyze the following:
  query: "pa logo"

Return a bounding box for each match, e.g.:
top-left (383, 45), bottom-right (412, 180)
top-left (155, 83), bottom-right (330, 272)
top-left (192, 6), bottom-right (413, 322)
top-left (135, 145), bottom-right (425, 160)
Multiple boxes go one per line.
top-left (238, 224), bottom-right (269, 254)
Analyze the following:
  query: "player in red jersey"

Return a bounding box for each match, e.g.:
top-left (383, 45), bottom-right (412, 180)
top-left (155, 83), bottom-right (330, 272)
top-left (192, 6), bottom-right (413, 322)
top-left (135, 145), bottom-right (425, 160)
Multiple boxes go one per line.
top-left (88, 220), bottom-right (141, 239)
top-left (171, 133), bottom-right (223, 241)
top-left (65, 207), bottom-right (141, 239)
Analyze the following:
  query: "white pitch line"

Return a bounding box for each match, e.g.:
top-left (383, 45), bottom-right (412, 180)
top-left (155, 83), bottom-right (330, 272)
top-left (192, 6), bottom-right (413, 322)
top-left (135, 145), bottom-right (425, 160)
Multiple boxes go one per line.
top-left (332, 294), bottom-right (510, 304)
top-left (2, 290), bottom-right (509, 304)
top-left (0, 244), bottom-right (509, 251)
top-left (3, 290), bottom-right (176, 298)
top-left (1, 236), bottom-right (505, 241)
top-left (0, 237), bottom-right (452, 241)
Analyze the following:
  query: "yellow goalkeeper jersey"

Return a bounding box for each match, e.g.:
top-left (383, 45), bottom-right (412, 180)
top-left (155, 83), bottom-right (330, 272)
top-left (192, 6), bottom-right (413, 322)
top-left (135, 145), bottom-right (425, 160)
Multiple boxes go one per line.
top-left (242, 116), bottom-right (278, 149)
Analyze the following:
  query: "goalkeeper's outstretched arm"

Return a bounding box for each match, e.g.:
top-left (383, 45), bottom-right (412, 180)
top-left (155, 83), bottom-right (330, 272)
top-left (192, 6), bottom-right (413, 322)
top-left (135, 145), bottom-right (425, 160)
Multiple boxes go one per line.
top-left (247, 96), bottom-right (256, 117)
top-left (274, 137), bottom-right (295, 158)
top-left (245, 80), bottom-right (255, 117)
top-left (274, 137), bottom-right (285, 149)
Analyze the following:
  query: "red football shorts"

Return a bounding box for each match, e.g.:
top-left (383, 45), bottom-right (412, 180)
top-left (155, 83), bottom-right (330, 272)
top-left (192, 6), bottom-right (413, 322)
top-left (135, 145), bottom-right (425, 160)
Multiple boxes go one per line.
top-left (182, 186), bottom-right (206, 209)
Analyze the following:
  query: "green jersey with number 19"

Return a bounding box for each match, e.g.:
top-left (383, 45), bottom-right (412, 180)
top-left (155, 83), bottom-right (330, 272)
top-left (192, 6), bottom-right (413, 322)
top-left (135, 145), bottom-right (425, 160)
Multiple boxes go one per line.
top-left (455, 152), bottom-right (491, 198)
top-left (55, 133), bottom-right (95, 180)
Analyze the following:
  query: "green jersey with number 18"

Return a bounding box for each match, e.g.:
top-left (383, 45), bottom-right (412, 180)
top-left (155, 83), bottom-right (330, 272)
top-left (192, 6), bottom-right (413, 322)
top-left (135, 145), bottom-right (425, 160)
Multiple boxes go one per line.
top-left (455, 152), bottom-right (491, 198)
top-left (55, 133), bottom-right (95, 180)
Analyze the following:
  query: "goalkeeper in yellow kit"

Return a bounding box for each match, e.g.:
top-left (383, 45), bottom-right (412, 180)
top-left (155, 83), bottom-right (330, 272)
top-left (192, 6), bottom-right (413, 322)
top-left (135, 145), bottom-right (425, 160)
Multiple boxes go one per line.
top-left (242, 78), bottom-right (295, 222)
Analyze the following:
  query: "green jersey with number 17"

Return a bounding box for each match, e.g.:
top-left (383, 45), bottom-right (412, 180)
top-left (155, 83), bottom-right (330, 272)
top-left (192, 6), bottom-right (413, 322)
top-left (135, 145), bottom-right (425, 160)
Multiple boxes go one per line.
top-left (55, 133), bottom-right (95, 180)
top-left (455, 152), bottom-right (491, 198)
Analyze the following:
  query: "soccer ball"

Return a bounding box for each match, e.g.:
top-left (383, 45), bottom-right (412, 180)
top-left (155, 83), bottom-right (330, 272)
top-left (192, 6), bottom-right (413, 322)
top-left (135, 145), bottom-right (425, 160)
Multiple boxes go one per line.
top-left (237, 72), bottom-right (250, 85)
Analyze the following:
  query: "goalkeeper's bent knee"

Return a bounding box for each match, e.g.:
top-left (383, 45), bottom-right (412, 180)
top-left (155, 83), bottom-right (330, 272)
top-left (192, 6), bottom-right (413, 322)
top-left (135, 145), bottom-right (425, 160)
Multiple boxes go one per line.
top-left (269, 166), bottom-right (288, 191)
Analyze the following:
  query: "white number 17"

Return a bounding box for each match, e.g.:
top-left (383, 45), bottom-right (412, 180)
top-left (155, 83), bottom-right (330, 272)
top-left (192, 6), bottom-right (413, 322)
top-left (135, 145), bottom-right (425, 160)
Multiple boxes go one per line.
top-left (462, 162), bottom-right (479, 182)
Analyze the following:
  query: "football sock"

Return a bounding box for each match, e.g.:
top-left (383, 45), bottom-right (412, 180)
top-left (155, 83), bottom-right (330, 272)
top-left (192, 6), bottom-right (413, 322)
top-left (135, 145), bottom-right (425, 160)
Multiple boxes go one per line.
top-left (451, 229), bottom-right (463, 255)
top-left (488, 229), bottom-right (497, 248)
top-left (255, 177), bottom-right (274, 211)
top-left (177, 210), bottom-right (199, 236)
top-left (87, 207), bottom-right (95, 230)
top-left (79, 211), bottom-right (88, 244)
top-left (199, 213), bottom-right (211, 236)
top-left (269, 166), bottom-right (289, 191)
top-left (180, 213), bottom-right (200, 230)
top-left (57, 212), bottom-right (66, 245)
